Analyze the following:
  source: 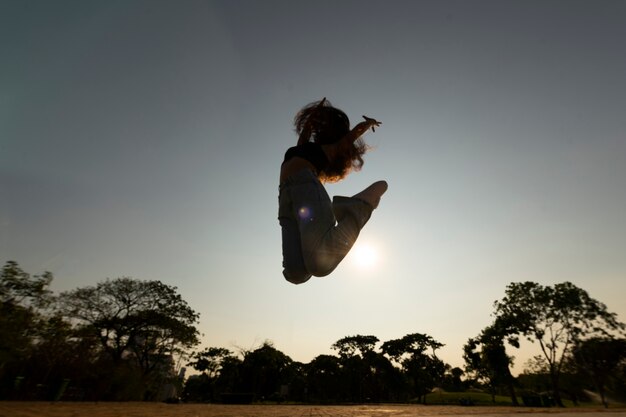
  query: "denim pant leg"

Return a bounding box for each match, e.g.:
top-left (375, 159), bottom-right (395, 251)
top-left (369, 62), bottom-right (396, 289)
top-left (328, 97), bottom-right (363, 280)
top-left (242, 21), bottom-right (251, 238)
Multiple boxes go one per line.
top-left (278, 170), bottom-right (372, 283)
top-left (303, 194), bottom-right (372, 277)
top-left (279, 172), bottom-right (315, 284)
top-left (279, 212), bottom-right (312, 285)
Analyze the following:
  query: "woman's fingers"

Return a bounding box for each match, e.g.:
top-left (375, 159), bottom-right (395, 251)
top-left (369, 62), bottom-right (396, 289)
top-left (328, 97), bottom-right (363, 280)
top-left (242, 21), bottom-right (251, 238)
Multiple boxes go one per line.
top-left (362, 115), bottom-right (382, 131)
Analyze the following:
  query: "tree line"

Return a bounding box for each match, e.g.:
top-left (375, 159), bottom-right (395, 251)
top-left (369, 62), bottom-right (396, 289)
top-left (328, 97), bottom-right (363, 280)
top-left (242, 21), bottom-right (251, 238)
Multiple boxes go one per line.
top-left (1, 260), bottom-right (625, 405)
top-left (1, 261), bottom-right (198, 401)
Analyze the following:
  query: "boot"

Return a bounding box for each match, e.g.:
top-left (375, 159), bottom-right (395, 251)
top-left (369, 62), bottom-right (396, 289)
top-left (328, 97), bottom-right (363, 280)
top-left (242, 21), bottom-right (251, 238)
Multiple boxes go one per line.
top-left (332, 196), bottom-right (373, 228)
top-left (352, 180), bottom-right (388, 209)
top-left (332, 180), bottom-right (387, 223)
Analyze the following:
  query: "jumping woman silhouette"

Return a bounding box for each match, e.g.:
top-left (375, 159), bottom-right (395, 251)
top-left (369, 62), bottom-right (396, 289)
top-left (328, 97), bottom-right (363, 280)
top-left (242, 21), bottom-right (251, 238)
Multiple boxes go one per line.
top-left (278, 98), bottom-right (388, 284)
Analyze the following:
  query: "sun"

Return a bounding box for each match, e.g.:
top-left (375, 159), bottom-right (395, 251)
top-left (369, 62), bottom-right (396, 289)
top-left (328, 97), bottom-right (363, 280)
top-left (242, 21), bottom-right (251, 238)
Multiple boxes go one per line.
top-left (349, 241), bottom-right (379, 270)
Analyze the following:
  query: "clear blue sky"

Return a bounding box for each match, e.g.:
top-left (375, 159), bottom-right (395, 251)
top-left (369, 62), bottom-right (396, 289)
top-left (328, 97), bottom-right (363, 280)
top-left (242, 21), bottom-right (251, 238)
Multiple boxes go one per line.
top-left (2, 0), bottom-right (625, 373)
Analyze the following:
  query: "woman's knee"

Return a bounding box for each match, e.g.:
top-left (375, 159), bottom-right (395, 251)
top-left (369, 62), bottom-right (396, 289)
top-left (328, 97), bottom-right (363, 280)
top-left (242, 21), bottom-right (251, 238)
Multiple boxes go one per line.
top-left (283, 267), bottom-right (312, 285)
top-left (304, 252), bottom-right (339, 277)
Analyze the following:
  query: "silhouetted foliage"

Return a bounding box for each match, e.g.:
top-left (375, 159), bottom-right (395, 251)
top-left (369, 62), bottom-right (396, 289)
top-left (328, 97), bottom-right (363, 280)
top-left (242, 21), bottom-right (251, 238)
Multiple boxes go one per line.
top-left (1, 262), bottom-right (199, 401)
top-left (59, 277), bottom-right (200, 399)
top-left (189, 347), bottom-right (232, 377)
top-left (571, 337), bottom-right (626, 407)
top-left (0, 261), bottom-right (53, 372)
top-left (464, 324), bottom-right (519, 405)
top-left (4, 260), bottom-right (626, 405)
top-left (237, 341), bottom-right (294, 401)
top-left (185, 347), bottom-right (239, 402)
top-left (381, 333), bottom-right (445, 403)
top-left (0, 261), bottom-right (56, 399)
top-left (332, 335), bottom-right (379, 359)
top-left (442, 367), bottom-right (465, 392)
top-left (183, 334), bottom-right (446, 405)
top-left (330, 335), bottom-right (382, 402)
top-left (493, 281), bottom-right (625, 407)
top-left (305, 354), bottom-right (342, 403)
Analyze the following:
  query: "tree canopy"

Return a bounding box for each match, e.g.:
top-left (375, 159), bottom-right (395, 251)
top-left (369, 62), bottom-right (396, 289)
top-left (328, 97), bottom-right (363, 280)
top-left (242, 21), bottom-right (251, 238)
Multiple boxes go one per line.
top-left (331, 335), bottom-right (379, 359)
top-left (3, 261), bottom-right (626, 405)
top-left (60, 277), bottom-right (200, 374)
top-left (0, 261), bottom-right (54, 376)
top-left (463, 324), bottom-right (518, 405)
top-left (571, 337), bottom-right (626, 407)
top-left (492, 281), bottom-right (625, 406)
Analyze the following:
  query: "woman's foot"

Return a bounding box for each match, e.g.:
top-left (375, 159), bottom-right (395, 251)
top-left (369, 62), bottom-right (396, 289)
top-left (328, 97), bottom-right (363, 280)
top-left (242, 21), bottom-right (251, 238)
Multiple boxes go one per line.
top-left (352, 180), bottom-right (388, 209)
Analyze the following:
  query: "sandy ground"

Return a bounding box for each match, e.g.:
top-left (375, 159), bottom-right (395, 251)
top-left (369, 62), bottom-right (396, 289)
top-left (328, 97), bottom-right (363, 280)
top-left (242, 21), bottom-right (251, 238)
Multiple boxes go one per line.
top-left (1, 403), bottom-right (626, 417)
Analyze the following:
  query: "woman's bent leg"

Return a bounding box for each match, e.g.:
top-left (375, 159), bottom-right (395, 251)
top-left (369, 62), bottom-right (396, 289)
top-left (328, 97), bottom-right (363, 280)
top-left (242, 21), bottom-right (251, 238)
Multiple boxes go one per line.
top-left (301, 196), bottom-right (372, 276)
top-left (279, 217), bottom-right (312, 284)
top-left (286, 173), bottom-right (373, 277)
top-left (279, 170), bottom-right (376, 281)
top-left (279, 179), bottom-right (312, 284)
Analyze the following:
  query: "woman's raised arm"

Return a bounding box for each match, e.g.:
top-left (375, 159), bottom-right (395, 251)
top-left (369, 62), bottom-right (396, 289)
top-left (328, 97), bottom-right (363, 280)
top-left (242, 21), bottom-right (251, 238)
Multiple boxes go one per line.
top-left (339, 115), bottom-right (381, 146)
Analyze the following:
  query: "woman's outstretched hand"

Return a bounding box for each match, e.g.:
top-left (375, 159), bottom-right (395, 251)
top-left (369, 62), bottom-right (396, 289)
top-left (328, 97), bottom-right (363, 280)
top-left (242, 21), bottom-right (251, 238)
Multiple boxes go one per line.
top-left (362, 115), bottom-right (382, 132)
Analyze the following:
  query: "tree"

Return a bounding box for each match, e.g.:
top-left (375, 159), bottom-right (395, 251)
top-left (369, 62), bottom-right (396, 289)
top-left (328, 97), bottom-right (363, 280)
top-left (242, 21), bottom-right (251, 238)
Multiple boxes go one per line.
top-left (189, 347), bottom-right (233, 379)
top-left (331, 335), bottom-right (379, 359)
top-left (331, 335), bottom-right (384, 402)
top-left (306, 354), bottom-right (342, 402)
top-left (493, 281), bottom-right (625, 406)
top-left (442, 367), bottom-right (465, 392)
top-left (464, 324), bottom-right (519, 405)
top-left (571, 337), bottom-right (626, 407)
top-left (238, 341), bottom-right (293, 400)
top-left (0, 262), bottom-right (99, 401)
top-left (0, 261), bottom-right (52, 308)
top-left (187, 347), bottom-right (236, 402)
top-left (381, 333), bottom-right (444, 403)
top-left (215, 354), bottom-right (243, 397)
top-left (59, 277), bottom-right (200, 398)
top-left (0, 261), bottom-right (53, 378)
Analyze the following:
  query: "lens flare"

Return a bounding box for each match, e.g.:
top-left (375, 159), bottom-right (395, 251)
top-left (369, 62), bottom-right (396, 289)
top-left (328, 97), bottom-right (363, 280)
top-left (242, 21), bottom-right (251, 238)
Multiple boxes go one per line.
top-left (298, 206), bottom-right (312, 220)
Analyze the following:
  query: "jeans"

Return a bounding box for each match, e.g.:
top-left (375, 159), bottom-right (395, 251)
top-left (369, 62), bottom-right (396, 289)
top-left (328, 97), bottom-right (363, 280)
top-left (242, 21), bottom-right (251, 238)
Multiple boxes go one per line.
top-left (278, 169), bottom-right (373, 284)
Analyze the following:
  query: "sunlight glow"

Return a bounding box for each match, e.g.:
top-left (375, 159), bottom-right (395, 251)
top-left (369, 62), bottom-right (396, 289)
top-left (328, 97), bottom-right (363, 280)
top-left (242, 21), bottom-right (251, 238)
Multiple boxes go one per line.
top-left (349, 241), bottom-right (379, 270)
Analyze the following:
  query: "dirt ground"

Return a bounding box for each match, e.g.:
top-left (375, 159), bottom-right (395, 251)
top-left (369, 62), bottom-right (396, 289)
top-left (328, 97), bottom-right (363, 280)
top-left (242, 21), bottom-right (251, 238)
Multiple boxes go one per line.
top-left (2, 403), bottom-right (626, 417)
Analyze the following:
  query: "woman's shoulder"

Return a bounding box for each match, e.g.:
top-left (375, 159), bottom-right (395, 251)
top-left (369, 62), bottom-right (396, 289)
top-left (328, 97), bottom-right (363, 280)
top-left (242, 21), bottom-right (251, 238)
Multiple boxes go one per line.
top-left (292, 141), bottom-right (322, 150)
top-left (285, 141), bottom-right (322, 157)
top-left (283, 142), bottom-right (328, 169)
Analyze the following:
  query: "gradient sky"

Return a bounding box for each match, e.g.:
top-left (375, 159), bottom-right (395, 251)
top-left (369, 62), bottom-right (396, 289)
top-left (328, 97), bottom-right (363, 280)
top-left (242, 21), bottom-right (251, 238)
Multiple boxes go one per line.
top-left (2, 0), bottom-right (625, 374)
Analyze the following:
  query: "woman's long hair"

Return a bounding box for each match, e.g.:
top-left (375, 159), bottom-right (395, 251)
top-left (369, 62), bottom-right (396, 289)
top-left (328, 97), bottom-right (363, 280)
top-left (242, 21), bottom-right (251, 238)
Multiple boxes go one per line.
top-left (294, 99), bottom-right (368, 182)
